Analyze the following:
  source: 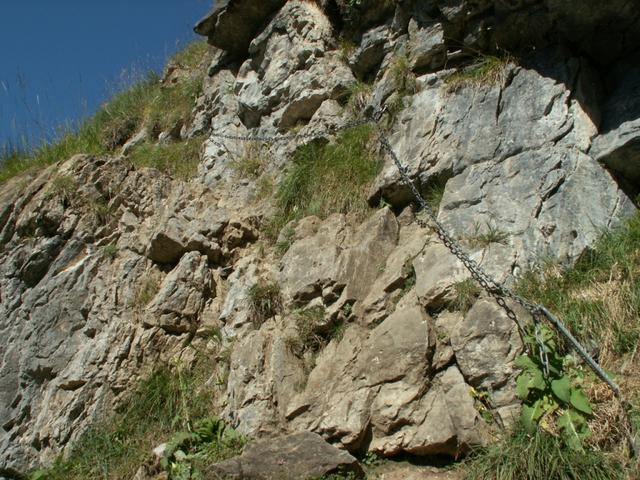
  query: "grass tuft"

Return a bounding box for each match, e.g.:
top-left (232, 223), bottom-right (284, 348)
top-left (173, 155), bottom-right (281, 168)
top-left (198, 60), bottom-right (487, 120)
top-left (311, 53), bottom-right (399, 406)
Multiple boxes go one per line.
top-left (516, 212), bottom-right (640, 364)
top-left (248, 281), bottom-right (282, 326)
top-left (464, 424), bottom-right (624, 480)
top-left (128, 136), bottom-right (204, 180)
top-left (466, 221), bottom-right (509, 248)
top-left (266, 124), bottom-right (382, 240)
top-left (30, 363), bottom-right (224, 480)
top-left (1, 41), bottom-right (209, 185)
top-left (451, 278), bottom-right (481, 314)
top-left (444, 54), bottom-right (512, 93)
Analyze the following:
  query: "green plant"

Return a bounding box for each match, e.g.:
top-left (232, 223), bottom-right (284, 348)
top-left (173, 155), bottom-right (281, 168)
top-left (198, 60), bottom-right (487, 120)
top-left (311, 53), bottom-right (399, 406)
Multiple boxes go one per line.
top-left (30, 363), bottom-right (218, 480)
top-left (400, 258), bottom-right (417, 296)
top-left (160, 416), bottom-right (245, 480)
top-left (89, 197), bottom-right (113, 225)
top-left (466, 221), bottom-right (509, 248)
top-left (464, 422), bottom-right (623, 480)
top-left (101, 244), bottom-right (118, 260)
top-left (248, 281), bottom-right (282, 325)
top-left (337, 37), bottom-right (357, 62)
top-left (268, 124), bottom-right (382, 239)
top-left (516, 212), bottom-right (640, 364)
top-left (345, 81), bottom-right (372, 115)
top-left (170, 40), bottom-right (210, 70)
top-left (451, 278), bottom-right (481, 313)
top-left (444, 54), bottom-right (512, 93)
top-left (2, 41), bottom-right (209, 185)
top-left (515, 324), bottom-right (593, 450)
top-left (423, 178), bottom-right (447, 211)
top-left (128, 136), bottom-right (204, 180)
top-left (275, 223), bottom-right (296, 257)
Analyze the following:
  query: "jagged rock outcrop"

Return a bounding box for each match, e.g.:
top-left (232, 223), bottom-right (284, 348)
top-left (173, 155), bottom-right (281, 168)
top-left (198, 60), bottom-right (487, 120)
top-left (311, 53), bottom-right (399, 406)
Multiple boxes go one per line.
top-left (2, 0), bottom-right (640, 476)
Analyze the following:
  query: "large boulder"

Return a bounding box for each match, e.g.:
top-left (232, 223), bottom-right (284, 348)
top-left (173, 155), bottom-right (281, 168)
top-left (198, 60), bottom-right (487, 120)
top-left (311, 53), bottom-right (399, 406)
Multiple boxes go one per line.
top-left (206, 431), bottom-right (364, 480)
top-left (194, 0), bottom-right (286, 57)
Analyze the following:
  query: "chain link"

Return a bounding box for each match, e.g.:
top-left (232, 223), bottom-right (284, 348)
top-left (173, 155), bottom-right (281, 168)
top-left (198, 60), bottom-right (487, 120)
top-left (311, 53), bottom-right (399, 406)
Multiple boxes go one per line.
top-left (208, 118), bottom-right (372, 144)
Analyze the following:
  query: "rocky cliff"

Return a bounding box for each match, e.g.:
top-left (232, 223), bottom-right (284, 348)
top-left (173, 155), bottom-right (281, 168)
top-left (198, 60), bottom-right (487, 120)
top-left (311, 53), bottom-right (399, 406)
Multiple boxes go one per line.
top-left (1, 0), bottom-right (639, 478)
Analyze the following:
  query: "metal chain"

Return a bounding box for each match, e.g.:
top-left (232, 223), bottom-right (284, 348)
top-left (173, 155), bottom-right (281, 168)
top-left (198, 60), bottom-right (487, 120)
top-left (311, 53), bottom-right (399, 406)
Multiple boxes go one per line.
top-left (207, 116), bottom-right (624, 399)
top-left (208, 118), bottom-right (372, 144)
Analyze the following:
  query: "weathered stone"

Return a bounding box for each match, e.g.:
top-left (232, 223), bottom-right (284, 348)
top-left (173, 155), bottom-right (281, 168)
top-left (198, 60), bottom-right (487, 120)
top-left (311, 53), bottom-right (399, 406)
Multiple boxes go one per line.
top-left (278, 214), bottom-right (350, 305)
top-left (194, 0), bottom-right (286, 56)
top-left (206, 431), bottom-right (364, 480)
top-left (234, 1), bottom-right (355, 129)
top-left (143, 252), bottom-right (214, 334)
top-left (408, 20), bottom-right (446, 71)
top-left (591, 56), bottom-right (640, 189)
top-left (223, 319), bottom-right (305, 437)
top-left (286, 292), bottom-right (485, 457)
top-left (349, 26), bottom-right (393, 77)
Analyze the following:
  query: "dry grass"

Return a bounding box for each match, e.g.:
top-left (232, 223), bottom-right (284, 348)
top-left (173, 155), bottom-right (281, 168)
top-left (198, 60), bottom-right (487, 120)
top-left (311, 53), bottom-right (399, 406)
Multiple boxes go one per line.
top-left (444, 55), bottom-right (512, 93)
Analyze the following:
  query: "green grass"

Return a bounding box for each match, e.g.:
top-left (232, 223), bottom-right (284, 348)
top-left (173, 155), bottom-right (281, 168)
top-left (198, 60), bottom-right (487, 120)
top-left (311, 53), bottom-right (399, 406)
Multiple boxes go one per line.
top-left (451, 279), bottom-right (481, 314)
top-left (516, 212), bottom-right (640, 363)
top-left (266, 124), bottom-right (382, 240)
top-left (1, 41), bottom-right (208, 185)
top-left (463, 424), bottom-right (624, 480)
top-left (169, 40), bottom-right (210, 70)
top-left (389, 54), bottom-right (417, 98)
top-left (345, 80), bottom-right (372, 115)
top-left (128, 136), bottom-right (204, 180)
top-left (30, 363), bottom-right (223, 480)
top-left (444, 54), bottom-right (511, 93)
top-left (466, 221), bottom-right (509, 248)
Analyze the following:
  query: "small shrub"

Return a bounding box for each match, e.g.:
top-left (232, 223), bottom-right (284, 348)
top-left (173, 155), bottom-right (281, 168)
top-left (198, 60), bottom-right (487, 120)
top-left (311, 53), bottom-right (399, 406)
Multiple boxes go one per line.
top-left (128, 136), bottom-right (204, 180)
top-left (451, 278), bottom-right (481, 313)
top-left (400, 258), bottom-right (417, 296)
top-left (464, 423), bottom-right (624, 480)
top-left (101, 244), bottom-right (118, 260)
top-left (248, 281), bottom-right (282, 325)
top-left (444, 54), bottom-right (512, 93)
top-left (466, 221), bottom-right (509, 248)
top-left (89, 197), bottom-right (113, 226)
top-left (291, 306), bottom-right (327, 354)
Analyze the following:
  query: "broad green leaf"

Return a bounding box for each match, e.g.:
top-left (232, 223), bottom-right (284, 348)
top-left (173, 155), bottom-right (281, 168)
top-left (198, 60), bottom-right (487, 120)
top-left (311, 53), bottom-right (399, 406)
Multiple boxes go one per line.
top-left (521, 402), bottom-right (544, 433)
top-left (514, 355), bottom-right (537, 370)
top-left (516, 369), bottom-right (545, 399)
top-left (570, 388), bottom-right (593, 415)
top-left (551, 376), bottom-right (571, 403)
top-left (557, 410), bottom-right (588, 451)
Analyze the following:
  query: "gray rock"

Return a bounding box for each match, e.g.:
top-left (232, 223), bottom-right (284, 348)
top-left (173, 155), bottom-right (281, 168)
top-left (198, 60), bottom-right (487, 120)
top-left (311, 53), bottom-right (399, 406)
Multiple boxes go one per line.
top-left (591, 56), bottom-right (640, 188)
top-left (206, 431), bottom-right (364, 480)
top-left (234, 1), bottom-right (355, 129)
top-left (349, 26), bottom-right (393, 78)
top-left (408, 19), bottom-right (446, 71)
top-left (194, 0), bottom-right (286, 57)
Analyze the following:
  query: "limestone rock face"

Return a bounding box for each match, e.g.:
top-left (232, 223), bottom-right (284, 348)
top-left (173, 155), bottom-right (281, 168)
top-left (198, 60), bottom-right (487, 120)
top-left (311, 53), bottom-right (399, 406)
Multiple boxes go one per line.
top-left (3, 0), bottom-right (640, 476)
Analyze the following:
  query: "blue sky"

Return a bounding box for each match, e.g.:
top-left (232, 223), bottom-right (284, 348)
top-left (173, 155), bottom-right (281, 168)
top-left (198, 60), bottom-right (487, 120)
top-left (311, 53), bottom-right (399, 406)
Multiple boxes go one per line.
top-left (0, 0), bottom-right (213, 151)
